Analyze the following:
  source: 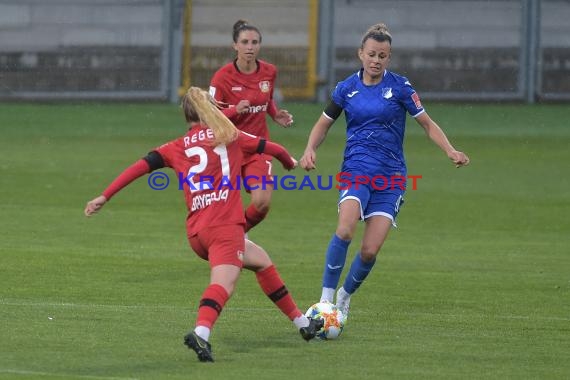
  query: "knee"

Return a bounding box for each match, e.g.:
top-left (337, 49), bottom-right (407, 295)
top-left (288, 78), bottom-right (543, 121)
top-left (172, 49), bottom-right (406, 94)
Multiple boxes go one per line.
top-left (247, 256), bottom-right (273, 273)
top-left (335, 226), bottom-right (354, 241)
top-left (359, 245), bottom-right (380, 262)
top-left (217, 281), bottom-right (236, 296)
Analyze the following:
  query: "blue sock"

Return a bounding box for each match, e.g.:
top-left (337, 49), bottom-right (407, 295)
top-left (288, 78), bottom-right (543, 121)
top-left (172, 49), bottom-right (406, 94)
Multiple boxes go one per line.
top-left (342, 252), bottom-right (376, 294)
top-left (321, 234), bottom-right (351, 289)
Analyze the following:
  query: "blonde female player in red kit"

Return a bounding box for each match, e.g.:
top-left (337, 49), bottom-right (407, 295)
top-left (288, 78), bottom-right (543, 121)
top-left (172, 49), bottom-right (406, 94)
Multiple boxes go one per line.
top-left (84, 87), bottom-right (322, 362)
top-left (209, 19), bottom-right (293, 232)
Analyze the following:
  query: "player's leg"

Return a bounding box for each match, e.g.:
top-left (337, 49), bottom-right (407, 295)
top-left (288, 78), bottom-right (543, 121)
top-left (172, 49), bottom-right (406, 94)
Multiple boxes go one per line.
top-left (243, 239), bottom-right (322, 341)
top-left (320, 189), bottom-right (368, 303)
top-left (336, 215), bottom-right (392, 320)
top-left (243, 157), bottom-right (274, 232)
top-left (337, 192), bottom-right (404, 320)
top-left (185, 226), bottom-right (244, 362)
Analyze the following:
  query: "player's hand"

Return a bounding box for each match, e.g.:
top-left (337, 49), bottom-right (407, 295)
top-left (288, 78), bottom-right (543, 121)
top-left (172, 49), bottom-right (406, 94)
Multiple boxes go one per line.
top-left (290, 157), bottom-right (298, 169)
top-left (282, 157), bottom-right (298, 171)
top-left (84, 195), bottom-right (108, 217)
top-left (300, 149), bottom-right (317, 171)
top-left (235, 100), bottom-right (251, 114)
top-left (274, 109), bottom-right (293, 128)
top-left (448, 150), bottom-right (470, 168)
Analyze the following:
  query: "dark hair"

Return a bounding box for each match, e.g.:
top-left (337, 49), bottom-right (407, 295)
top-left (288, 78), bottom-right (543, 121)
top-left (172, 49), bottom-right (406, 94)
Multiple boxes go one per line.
top-left (232, 19), bottom-right (262, 43)
top-left (361, 23), bottom-right (392, 48)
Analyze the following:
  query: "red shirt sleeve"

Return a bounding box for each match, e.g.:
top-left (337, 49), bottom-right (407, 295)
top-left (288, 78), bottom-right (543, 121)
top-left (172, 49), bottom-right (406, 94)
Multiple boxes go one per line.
top-left (267, 100), bottom-right (278, 118)
top-left (221, 106), bottom-right (239, 120)
top-left (237, 132), bottom-right (295, 170)
top-left (267, 67), bottom-right (278, 118)
top-left (264, 140), bottom-right (295, 169)
top-left (102, 159), bottom-right (151, 200)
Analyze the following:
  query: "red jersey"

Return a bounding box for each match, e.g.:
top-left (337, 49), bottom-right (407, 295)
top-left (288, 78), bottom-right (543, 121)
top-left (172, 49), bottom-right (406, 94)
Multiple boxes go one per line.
top-left (209, 59), bottom-right (278, 140)
top-left (153, 126), bottom-right (293, 236)
top-left (100, 126), bottom-right (294, 237)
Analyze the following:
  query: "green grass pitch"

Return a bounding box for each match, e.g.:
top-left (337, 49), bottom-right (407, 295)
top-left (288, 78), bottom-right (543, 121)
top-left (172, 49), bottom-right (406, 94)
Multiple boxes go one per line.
top-left (1, 102), bottom-right (569, 379)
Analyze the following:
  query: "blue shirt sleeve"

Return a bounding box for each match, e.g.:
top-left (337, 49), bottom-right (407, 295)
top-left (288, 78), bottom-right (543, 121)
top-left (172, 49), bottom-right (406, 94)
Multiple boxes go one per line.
top-left (398, 77), bottom-right (425, 117)
top-left (331, 82), bottom-right (347, 109)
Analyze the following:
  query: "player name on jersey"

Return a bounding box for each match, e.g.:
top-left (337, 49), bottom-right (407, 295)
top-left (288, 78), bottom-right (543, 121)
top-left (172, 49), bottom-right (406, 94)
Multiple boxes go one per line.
top-left (191, 189), bottom-right (229, 212)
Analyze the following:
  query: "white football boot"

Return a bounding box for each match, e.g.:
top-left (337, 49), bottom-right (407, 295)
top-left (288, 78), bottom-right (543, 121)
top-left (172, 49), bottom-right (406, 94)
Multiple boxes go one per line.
top-left (335, 287), bottom-right (351, 323)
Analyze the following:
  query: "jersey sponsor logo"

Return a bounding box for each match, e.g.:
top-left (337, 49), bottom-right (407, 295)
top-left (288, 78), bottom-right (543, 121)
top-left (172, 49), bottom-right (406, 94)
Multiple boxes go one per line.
top-left (248, 102), bottom-right (268, 114)
top-left (231, 86), bottom-right (243, 91)
top-left (411, 92), bottom-right (422, 109)
top-left (347, 90), bottom-right (359, 98)
top-left (191, 189), bottom-right (229, 212)
top-left (259, 81), bottom-right (270, 93)
top-left (382, 88), bottom-right (393, 99)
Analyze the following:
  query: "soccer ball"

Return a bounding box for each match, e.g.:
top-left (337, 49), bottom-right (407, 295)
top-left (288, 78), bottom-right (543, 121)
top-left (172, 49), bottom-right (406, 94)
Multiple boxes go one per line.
top-left (305, 301), bottom-right (345, 340)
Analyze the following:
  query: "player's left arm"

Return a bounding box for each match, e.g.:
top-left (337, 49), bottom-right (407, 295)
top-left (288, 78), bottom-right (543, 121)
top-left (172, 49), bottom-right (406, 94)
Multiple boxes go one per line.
top-left (238, 132), bottom-right (297, 170)
top-left (268, 100), bottom-right (293, 128)
top-left (267, 70), bottom-right (293, 128)
top-left (415, 113), bottom-right (470, 168)
top-left (400, 79), bottom-right (469, 168)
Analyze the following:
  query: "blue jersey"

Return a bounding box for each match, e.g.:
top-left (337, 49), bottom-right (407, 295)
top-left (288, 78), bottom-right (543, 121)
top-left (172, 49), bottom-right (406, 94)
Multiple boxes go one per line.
top-left (330, 69), bottom-right (425, 178)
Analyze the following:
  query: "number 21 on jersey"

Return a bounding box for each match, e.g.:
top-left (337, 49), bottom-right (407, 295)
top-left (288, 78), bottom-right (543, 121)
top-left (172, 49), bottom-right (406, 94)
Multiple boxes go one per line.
top-left (184, 145), bottom-right (230, 193)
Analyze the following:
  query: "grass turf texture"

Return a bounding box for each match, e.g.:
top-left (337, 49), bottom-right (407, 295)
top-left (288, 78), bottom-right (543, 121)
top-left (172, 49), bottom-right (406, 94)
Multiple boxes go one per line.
top-left (0, 102), bottom-right (569, 379)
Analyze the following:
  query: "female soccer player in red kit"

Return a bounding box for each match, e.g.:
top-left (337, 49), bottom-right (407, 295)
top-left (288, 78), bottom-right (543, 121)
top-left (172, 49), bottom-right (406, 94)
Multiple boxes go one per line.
top-left (84, 87), bottom-right (321, 362)
top-left (209, 19), bottom-right (293, 232)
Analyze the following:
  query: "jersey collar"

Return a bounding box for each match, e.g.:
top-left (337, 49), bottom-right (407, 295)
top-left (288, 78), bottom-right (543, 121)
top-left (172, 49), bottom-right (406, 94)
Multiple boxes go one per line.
top-left (357, 68), bottom-right (387, 82)
top-left (233, 59), bottom-right (261, 74)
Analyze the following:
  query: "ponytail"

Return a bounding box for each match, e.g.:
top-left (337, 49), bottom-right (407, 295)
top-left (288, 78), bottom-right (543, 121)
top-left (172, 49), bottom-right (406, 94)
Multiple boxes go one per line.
top-left (181, 87), bottom-right (239, 145)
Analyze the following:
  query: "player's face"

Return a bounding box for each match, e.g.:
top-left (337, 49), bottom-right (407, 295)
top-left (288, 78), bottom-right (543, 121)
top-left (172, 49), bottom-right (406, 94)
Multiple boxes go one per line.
top-left (234, 30), bottom-right (261, 64)
top-left (358, 39), bottom-right (391, 83)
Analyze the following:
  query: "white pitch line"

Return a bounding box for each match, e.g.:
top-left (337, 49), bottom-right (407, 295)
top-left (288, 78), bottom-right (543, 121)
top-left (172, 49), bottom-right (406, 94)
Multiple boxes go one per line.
top-left (0, 369), bottom-right (137, 380)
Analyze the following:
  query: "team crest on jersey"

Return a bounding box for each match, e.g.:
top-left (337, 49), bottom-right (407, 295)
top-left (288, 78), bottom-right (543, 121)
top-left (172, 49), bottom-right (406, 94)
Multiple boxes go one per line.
top-left (411, 92), bottom-right (422, 109)
top-left (382, 88), bottom-right (393, 99)
top-left (259, 81), bottom-right (270, 93)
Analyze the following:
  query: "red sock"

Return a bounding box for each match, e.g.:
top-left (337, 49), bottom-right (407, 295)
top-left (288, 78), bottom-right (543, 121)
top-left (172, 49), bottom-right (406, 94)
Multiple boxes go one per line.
top-left (196, 284), bottom-right (229, 329)
top-left (256, 265), bottom-right (302, 320)
top-left (245, 204), bottom-right (268, 232)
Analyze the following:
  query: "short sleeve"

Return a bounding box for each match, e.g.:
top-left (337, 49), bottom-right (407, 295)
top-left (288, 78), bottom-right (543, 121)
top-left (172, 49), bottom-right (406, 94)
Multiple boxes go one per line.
top-left (209, 70), bottom-right (224, 102)
top-left (398, 78), bottom-right (425, 117)
top-left (330, 83), bottom-right (346, 109)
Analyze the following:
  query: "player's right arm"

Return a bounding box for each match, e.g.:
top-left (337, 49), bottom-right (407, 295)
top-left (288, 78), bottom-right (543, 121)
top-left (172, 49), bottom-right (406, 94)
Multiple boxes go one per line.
top-left (84, 151), bottom-right (165, 217)
top-left (209, 71), bottom-right (250, 120)
top-left (300, 102), bottom-right (340, 171)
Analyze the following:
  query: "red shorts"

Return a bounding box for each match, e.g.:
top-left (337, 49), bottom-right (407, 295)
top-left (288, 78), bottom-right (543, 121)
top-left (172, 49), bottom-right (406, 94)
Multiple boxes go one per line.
top-left (188, 225), bottom-right (245, 268)
top-left (242, 154), bottom-right (273, 192)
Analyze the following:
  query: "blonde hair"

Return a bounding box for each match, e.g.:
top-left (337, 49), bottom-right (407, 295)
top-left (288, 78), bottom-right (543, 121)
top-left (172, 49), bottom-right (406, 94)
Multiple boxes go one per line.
top-left (361, 23), bottom-right (392, 48)
top-left (181, 87), bottom-right (238, 145)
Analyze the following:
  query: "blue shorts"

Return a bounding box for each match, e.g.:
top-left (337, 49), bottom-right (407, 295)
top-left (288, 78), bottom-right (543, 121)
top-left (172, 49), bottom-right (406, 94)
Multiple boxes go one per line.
top-left (338, 183), bottom-right (405, 226)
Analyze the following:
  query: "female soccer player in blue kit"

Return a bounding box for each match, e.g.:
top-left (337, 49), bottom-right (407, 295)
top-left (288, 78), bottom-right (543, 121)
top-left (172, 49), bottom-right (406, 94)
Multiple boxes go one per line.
top-left (299, 23), bottom-right (470, 321)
